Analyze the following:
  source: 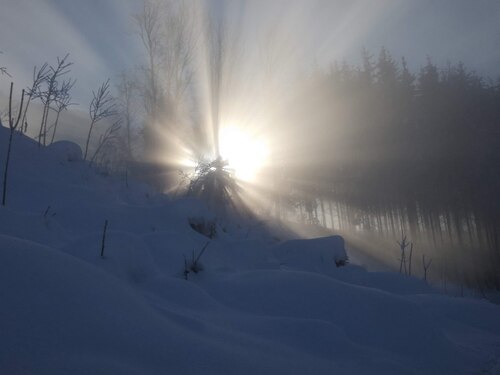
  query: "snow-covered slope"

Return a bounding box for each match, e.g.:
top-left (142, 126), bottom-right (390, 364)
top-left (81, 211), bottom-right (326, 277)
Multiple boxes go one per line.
top-left (1, 126), bottom-right (499, 374)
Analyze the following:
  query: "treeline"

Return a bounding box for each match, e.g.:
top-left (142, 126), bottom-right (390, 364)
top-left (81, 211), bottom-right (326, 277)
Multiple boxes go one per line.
top-left (282, 48), bottom-right (500, 289)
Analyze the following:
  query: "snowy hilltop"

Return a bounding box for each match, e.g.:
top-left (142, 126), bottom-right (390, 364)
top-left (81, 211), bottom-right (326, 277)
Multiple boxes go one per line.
top-left (1, 127), bottom-right (500, 374)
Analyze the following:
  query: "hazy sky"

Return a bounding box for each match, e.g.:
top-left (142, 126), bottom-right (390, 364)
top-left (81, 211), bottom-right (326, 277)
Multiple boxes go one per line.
top-left (1, 0), bottom-right (499, 104)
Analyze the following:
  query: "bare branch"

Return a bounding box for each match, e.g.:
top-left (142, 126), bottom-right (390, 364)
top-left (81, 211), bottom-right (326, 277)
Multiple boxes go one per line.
top-left (0, 51), bottom-right (11, 77)
top-left (90, 118), bottom-right (122, 165)
top-left (0, 67), bottom-right (10, 77)
top-left (21, 63), bottom-right (50, 132)
top-left (116, 73), bottom-right (137, 159)
top-left (84, 79), bottom-right (117, 160)
top-left (37, 54), bottom-right (73, 146)
top-left (397, 233), bottom-right (410, 275)
top-left (8, 82), bottom-right (25, 131)
top-left (422, 254), bottom-right (432, 281)
top-left (50, 78), bottom-right (77, 144)
top-left (90, 79), bottom-right (117, 123)
top-left (408, 242), bottom-right (414, 276)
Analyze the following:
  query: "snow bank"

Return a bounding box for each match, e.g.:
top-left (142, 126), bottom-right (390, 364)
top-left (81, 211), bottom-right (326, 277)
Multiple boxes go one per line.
top-left (200, 269), bottom-right (469, 373)
top-left (0, 235), bottom-right (354, 375)
top-left (1, 129), bottom-right (499, 374)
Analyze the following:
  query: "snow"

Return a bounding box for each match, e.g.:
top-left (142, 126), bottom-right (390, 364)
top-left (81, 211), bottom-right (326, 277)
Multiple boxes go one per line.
top-left (1, 127), bottom-right (500, 374)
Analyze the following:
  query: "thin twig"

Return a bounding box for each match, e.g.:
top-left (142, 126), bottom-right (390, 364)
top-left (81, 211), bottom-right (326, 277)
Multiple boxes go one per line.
top-left (101, 220), bottom-right (109, 258)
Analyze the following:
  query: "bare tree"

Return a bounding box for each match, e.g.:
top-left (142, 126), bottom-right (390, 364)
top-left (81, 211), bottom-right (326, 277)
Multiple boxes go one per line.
top-left (422, 255), bottom-right (432, 281)
top-left (37, 54), bottom-right (72, 146)
top-left (407, 242), bottom-right (414, 276)
top-left (133, 0), bottom-right (198, 158)
top-left (84, 79), bottom-right (117, 161)
top-left (397, 233), bottom-right (411, 275)
top-left (90, 118), bottom-right (122, 166)
top-left (133, 0), bottom-right (162, 122)
top-left (2, 83), bottom-right (25, 206)
top-left (22, 63), bottom-right (49, 133)
top-left (162, 1), bottom-right (197, 101)
top-left (50, 78), bottom-right (76, 144)
top-left (116, 73), bottom-right (135, 159)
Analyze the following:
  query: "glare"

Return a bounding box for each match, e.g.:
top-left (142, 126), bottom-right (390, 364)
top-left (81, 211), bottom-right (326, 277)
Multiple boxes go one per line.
top-left (219, 126), bottom-right (269, 182)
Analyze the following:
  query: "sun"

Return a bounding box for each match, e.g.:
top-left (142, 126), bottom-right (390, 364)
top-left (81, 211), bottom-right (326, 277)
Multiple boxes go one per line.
top-left (218, 126), bottom-right (269, 182)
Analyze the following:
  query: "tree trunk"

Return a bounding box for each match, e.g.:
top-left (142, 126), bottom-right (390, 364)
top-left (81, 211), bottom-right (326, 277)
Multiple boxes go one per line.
top-left (2, 129), bottom-right (14, 206)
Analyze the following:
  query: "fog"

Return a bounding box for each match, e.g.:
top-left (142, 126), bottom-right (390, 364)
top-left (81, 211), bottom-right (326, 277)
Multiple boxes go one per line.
top-left (1, 0), bottom-right (499, 289)
top-left (2, 0), bottom-right (499, 97)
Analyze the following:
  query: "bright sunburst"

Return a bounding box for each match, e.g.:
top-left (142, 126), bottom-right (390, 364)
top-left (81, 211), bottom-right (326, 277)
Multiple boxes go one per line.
top-left (218, 126), bottom-right (269, 182)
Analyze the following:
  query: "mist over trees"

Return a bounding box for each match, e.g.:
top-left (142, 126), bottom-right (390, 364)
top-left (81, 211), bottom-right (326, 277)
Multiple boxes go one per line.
top-left (132, 0), bottom-right (199, 161)
top-left (281, 48), bottom-right (500, 289)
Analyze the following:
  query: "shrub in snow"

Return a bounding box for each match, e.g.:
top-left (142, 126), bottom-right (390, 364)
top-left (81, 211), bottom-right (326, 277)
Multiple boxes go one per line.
top-left (187, 157), bottom-right (239, 214)
top-left (334, 257), bottom-right (348, 268)
top-left (183, 241), bottom-right (210, 280)
top-left (188, 217), bottom-right (217, 239)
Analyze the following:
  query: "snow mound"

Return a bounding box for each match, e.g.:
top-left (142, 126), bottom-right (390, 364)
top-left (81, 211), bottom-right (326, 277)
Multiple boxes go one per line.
top-left (271, 235), bottom-right (347, 274)
top-left (60, 231), bottom-right (159, 284)
top-left (46, 140), bottom-right (83, 162)
top-left (334, 265), bottom-right (437, 295)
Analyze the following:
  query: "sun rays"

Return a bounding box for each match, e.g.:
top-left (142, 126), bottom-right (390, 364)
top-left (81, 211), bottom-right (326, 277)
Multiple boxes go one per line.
top-left (142, 0), bottom-right (374, 224)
